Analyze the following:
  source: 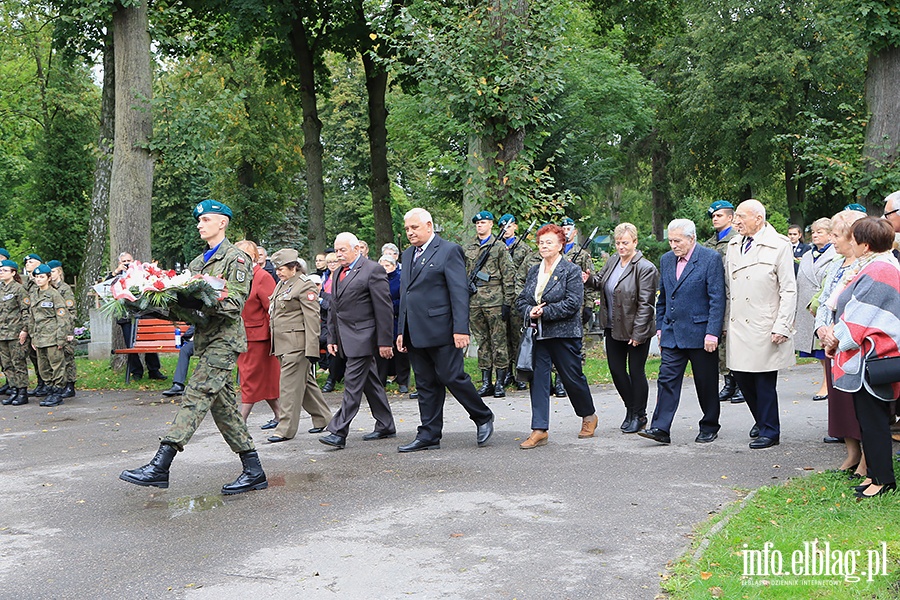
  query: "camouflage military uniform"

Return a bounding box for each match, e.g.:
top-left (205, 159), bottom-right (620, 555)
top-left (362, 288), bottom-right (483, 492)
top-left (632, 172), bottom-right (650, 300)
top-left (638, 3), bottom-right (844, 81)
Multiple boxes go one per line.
top-left (705, 227), bottom-right (738, 375)
top-left (506, 238), bottom-right (540, 375)
top-left (564, 241), bottom-right (597, 353)
top-left (0, 280), bottom-right (30, 388)
top-left (23, 276), bottom-right (41, 379)
top-left (29, 286), bottom-right (69, 388)
top-left (465, 234), bottom-right (516, 369)
top-left (52, 279), bottom-right (76, 384)
top-left (161, 239), bottom-right (255, 453)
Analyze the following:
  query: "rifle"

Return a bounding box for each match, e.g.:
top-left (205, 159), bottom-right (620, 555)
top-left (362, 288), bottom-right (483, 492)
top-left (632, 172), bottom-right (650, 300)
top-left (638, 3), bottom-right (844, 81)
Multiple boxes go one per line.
top-left (468, 220), bottom-right (512, 296)
top-left (568, 226), bottom-right (598, 263)
top-left (509, 220), bottom-right (538, 255)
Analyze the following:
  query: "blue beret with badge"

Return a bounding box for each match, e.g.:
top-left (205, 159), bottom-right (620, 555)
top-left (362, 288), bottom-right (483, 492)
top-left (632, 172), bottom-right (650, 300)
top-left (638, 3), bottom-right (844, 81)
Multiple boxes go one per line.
top-left (707, 200), bottom-right (735, 217)
top-left (1, 259), bottom-right (17, 270)
top-left (25, 253), bottom-right (42, 262)
top-left (33, 264), bottom-right (51, 275)
top-left (192, 199), bottom-right (233, 220)
top-left (0, 248), bottom-right (9, 259)
top-left (498, 213), bottom-right (515, 227)
top-left (844, 203), bottom-right (867, 213)
top-left (471, 210), bottom-right (495, 223)
top-left (47, 260), bottom-right (62, 269)
top-left (560, 217), bottom-right (575, 226)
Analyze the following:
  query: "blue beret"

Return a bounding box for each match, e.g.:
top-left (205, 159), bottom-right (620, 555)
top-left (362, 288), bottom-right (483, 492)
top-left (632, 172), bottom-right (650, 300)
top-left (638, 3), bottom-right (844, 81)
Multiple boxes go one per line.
top-left (707, 200), bottom-right (735, 217)
top-left (844, 203), bottom-right (867, 213)
top-left (498, 213), bottom-right (515, 227)
top-left (560, 217), bottom-right (575, 226)
top-left (1, 260), bottom-right (17, 270)
top-left (25, 253), bottom-right (42, 262)
top-left (47, 260), bottom-right (62, 269)
top-left (33, 264), bottom-right (51, 275)
top-left (471, 210), bottom-right (495, 223)
top-left (0, 248), bottom-right (9, 259)
top-left (192, 199), bottom-right (233, 220)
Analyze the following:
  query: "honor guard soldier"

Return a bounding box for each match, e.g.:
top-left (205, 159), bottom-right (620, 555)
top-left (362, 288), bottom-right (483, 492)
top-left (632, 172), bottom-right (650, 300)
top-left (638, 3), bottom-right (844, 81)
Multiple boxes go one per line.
top-left (465, 211), bottom-right (516, 398)
top-left (499, 214), bottom-right (539, 390)
top-left (48, 260), bottom-right (77, 399)
top-left (0, 259), bottom-right (31, 406)
top-left (22, 253), bottom-right (46, 395)
top-left (28, 264), bottom-right (70, 407)
top-left (121, 200), bottom-right (267, 495)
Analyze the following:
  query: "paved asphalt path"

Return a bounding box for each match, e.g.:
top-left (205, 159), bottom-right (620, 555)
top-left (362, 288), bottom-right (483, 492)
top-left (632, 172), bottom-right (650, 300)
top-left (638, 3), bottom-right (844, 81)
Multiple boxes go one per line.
top-left (0, 363), bottom-right (843, 599)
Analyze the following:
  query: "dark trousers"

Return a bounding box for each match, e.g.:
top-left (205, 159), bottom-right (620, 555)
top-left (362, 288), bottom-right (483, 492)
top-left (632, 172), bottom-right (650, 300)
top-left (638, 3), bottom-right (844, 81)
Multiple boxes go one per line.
top-left (733, 370), bottom-right (780, 439)
top-left (605, 330), bottom-right (650, 417)
top-left (853, 388), bottom-right (896, 485)
top-left (376, 339), bottom-right (411, 386)
top-left (651, 346), bottom-right (720, 434)
top-left (326, 353), bottom-right (346, 383)
top-left (120, 320), bottom-right (161, 375)
top-left (172, 340), bottom-right (195, 385)
top-left (328, 354), bottom-right (395, 438)
top-left (530, 337), bottom-right (595, 430)
top-left (406, 341), bottom-right (493, 443)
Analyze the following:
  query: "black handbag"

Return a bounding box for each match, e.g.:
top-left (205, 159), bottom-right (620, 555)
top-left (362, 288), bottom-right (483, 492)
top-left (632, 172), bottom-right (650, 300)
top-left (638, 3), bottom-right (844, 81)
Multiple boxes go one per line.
top-left (515, 319), bottom-right (535, 381)
top-left (864, 356), bottom-right (900, 386)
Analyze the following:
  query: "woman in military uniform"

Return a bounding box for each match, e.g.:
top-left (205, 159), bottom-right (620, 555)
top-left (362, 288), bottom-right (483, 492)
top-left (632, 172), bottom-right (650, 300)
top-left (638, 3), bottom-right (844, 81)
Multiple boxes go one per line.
top-left (28, 264), bottom-right (70, 407)
top-left (48, 260), bottom-right (77, 398)
top-left (266, 248), bottom-right (332, 443)
top-left (0, 260), bottom-right (31, 406)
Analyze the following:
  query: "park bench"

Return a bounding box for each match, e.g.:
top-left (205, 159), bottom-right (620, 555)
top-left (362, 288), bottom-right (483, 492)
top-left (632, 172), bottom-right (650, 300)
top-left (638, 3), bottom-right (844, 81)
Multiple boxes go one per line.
top-left (113, 318), bottom-right (189, 383)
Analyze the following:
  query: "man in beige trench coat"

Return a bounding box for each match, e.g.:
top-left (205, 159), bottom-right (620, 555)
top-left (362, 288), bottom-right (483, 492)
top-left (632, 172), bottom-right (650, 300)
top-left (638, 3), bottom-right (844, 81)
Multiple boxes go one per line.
top-left (725, 199), bottom-right (797, 449)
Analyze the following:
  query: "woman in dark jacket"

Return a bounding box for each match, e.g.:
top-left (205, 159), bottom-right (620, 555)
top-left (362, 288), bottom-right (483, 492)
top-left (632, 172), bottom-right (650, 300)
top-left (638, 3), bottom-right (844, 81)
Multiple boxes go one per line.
top-left (515, 224), bottom-right (598, 449)
top-left (586, 223), bottom-right (659, 433)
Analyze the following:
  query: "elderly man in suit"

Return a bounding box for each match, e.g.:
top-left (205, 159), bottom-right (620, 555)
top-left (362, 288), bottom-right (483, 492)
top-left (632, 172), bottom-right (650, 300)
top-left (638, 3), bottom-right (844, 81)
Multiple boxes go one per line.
top-left (396, 208), bottom-right (495, 452)
top-left (319, 232), bottom-right (396, 449)
top-left (726, 199), bottom-right (797, 449)
top-left (639, 219), bottom-right (726, 445)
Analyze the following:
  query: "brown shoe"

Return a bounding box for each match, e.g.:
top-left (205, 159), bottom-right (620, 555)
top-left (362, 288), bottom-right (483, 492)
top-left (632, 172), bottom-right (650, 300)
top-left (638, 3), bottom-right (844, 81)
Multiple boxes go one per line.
top-left (578, 414), bottom-right (599, 439)
top-left (519, 430), bottom-right (549, 449)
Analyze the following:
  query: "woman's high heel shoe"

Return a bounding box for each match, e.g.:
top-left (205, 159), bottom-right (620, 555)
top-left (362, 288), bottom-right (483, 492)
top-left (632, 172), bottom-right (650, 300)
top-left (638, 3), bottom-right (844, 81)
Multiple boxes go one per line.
top-left (855, 482), bottom-right (897, 499)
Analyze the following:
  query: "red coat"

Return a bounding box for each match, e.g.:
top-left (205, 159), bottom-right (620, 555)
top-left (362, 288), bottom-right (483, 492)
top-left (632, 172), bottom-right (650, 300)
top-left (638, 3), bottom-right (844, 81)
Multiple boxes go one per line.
top-left (238, 265), bottom-right (280, 403)
top-left (243, 265), bottom-right (276, 342)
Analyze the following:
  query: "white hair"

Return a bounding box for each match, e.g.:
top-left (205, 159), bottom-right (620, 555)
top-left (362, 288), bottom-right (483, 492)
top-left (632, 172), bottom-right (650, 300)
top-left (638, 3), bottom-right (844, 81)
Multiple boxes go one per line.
top-left (885, 190), bottom-right (900, 212)
top-left (334, 232), bottom-right (360, 249)
top-left (740, 199), bottom-right (767, 220)
top-left (381, 242), bottom-right (399, 254)
top-left (667, 218), bottom-right (696, 238)
top-left (404, 207), bottom-right (433, 225)
top-left (379, 254), bottom-right (397, 265)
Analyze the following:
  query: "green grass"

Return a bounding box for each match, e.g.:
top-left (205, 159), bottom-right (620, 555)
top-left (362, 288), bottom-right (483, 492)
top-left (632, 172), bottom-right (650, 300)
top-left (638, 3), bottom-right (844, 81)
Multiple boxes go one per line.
top-left (663, 470), bottom-right (900, 599)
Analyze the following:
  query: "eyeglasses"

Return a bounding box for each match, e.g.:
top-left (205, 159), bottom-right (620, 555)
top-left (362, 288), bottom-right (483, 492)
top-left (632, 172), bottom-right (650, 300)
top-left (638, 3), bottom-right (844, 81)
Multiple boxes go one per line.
top-left (884, 207), bottom-right (900, 218)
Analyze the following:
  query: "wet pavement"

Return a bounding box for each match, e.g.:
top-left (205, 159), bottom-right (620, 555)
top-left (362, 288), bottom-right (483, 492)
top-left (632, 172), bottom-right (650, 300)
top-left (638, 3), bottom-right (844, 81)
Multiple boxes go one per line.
top-left (0, 363), bottom-right (842, 599)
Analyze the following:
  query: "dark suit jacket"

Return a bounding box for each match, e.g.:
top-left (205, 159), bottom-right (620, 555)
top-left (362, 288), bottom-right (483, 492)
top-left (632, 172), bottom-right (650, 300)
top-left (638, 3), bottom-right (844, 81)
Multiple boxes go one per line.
top-left (515, 258), bottom-right (584, 340)
top-left (327, 257), bottom-right (394, 358)
top-left (656, 244), bottom-right (726, 349)
top-left (398, 235), bottom-right (470, 348)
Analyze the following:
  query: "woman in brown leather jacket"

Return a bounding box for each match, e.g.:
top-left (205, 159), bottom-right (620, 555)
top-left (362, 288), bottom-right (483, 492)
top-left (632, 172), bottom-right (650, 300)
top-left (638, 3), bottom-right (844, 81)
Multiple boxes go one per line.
top-left (586, 223), bottom-right (659, 433)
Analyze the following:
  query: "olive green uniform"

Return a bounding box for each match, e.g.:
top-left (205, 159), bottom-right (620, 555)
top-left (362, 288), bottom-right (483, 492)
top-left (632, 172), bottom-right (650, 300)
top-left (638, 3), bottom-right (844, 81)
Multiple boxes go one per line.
top-left (564, 241), bottom-right (597, 352)
top-left (465, 234), bottom-right (516, 369)
top-left (52, 280), bottom-right (77, 384)
top-left (29, 286), bottom-right (69, 388)
top-left (23, 276), bottom-right (41, 381)
top-left (161, 239), bottom-right (255, 454)
top-left (705, 227), bottom-right (738, 374)
top-left (0, 280), bottom-right (31, 388)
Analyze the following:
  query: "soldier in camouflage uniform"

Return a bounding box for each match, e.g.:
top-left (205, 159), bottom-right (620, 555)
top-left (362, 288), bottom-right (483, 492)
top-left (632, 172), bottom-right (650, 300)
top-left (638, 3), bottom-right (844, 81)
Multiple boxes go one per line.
top-left (28, 264), bottom-right (70, 407)
top-left (48, 260), bottom-right (77, 399)
top-left (465, 211), bottom-right (516, 398)
top-left (22, 253), bottom-right (47, 396)
top-left (702, 200), bottom-right (744, 404)
top-left (498, 214), bottom-right (539, 390)
top-left (120, 200), bottom-right (267, 495)
top-left (559, 218), bottom-right (596, 397)
top-left (0, 259), bottom-right (31, 406)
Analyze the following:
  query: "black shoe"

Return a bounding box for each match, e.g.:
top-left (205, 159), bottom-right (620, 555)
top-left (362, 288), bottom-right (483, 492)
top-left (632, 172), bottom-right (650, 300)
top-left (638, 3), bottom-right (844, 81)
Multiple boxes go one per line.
top-left (718, 374), bottom-right (736, 401)
top-left (363, 430), bottom-right (396, 441)
top-left (812, 394), bottom-right (827, 402)
top-left (29, 383), bottom-right (49, 397)
top-left (749, 424), bottom-right (760, 438)
top-left (148, 370), bottom-right (167, 381)
top-left (260, 418), bottom-right (279, 430)
top-left (10, 389), bottom-right (28, 406)
top-left (620, 411), bottom-right (634, 431)
top-left (162, 383), bottom-right (185, 397)
top-left (321, 379), bottom-right (336, 393)
top-left (0, 382), bottom-right (9, 395)
top-left (5, 386), bottom-right (16, 396)
top-left (730, 387), bottom-right (745, 403)
top-left (59, 382), bottom-right (76, 399)
top-left (319, 433), bottom-right (346, 449)
top-left (221, 450), bottom-right (267, 495)
top-left (119, 443), bottom-right (178, 488)
top-left (409, 391), bottom-right (419, 399)
top-left (130, 371), bottom-right (144, 381)
top-left (493, 369), bottom-right (507, 398)
top-left (476, 416), bottom-right (494, 446)
top-left (622, 416), bottom-right (647, 434)
top-left (308, 427), bottom-right (325, 434)
top-left (695, 431), bottom-right (718, 443)
top-left (553, 375), bottom-right (567, 398)
top-left (267, 436), bottom-right (290, 443)
top-left (398, 438), bottom-right (440, 453)
top-left (514, 380), bottom-right (528, 391)
top-left (638, 427), bottom-right (671, 444)
top-left (749, 436), bottom-right (780, 449)
top-left (476, 369), bottom-right (494, 397)
top-left (823, 436), bottom-right (844, 444)
top-left (1, 388), bottom-right (14, 405)
top-left (855, 482), bottom-right (897, 499)
top-left (398, 385), bottom-right (409, 394)
top-left (40, 389), bottom-right (64, 407)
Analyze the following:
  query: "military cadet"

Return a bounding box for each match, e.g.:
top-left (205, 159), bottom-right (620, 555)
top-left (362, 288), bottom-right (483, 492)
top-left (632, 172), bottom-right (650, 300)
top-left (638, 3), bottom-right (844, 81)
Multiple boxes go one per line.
top-left (120, 200), bottom-right (267, 495)
top-left (28, 264), bottom-right (70, 407)
top-left (266, 247), bottom-right (332, 443)
top-left (48, 260), bottom-right (77, 399)
top-left (0, 260), bottom-right (31, 406)
top-left (703, 200), bottom-right (744, 404)
top-left (465, 210), bottom-right (516, 398)
top-left (22, 253), bottom-right (46, 395)
top-left (560, 217), bottom-right (596, 397)
top-left (0, 249), bottom-right (13, 394)
top-left (499, 214), bottom-right (539, 390)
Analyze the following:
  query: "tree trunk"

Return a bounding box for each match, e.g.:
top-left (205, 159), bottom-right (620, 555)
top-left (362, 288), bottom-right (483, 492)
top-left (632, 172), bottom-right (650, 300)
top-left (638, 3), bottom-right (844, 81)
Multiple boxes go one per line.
top-left (109, 1), bottom-right (152, 266)
top-left (77, 30), bottom-right (114, 324)
top-left (863, 45), bottom-right (900, 207)
top-left (237, 159), bottom-right (257, 241)
top-left (650, 133), bottom-right (670, 240)
top-left (464, 134), bottom-right (488, 224)
top-left (288, 19), bottom-right (326, 260)
top-left (361, 52), bottom-right (393, 250)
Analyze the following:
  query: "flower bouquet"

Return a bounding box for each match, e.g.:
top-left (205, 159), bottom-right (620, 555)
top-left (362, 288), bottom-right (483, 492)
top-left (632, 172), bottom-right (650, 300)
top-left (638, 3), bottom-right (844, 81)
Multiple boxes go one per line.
top-left (102, 261), bottom-right (228, 325)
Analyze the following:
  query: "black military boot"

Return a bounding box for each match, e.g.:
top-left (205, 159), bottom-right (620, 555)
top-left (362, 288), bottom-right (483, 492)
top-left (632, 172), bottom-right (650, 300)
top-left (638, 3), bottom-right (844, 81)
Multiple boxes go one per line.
top-left (718, 374), bottom-right (736, 402)
top-left (553, 373), bottom-right (567, 398)
top-left (221, 450), bottom-right (268, 495)
top-left (2, 388), bottom-right (15, 405)
top-left (321, 378), bottom-right (336, 393)
top-left (40, 387), bottom-right (64, 407)
top-left (59, 382), bottom-right (76, 399)
top-left (29, 379), bottom-right (49, 396)
top-left (493, 369), bottom-right (507, 398)
top-left (10, 388), bottom-right (28, 406)
top-left (504, 367), bottom-right (516, 387)
top-left (120, 443), bottom-right (178, 488)
top-left (0, 380), bottom-right (9, 395)
top-left (476, 369), bottom-right (494, 397)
